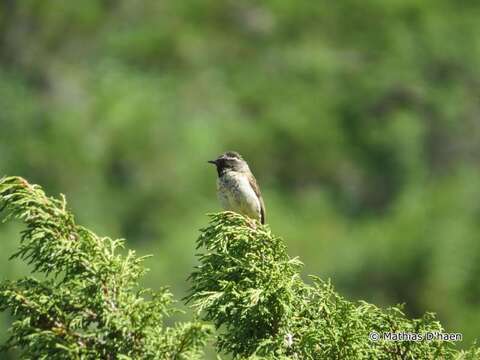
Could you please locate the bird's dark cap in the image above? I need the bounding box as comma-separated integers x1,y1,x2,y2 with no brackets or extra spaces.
223,151,243,159
208,151,243,165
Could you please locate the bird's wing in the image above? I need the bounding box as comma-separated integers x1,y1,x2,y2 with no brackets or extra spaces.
248,173,266,224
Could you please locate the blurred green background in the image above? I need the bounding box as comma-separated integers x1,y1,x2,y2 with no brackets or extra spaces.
1,0,480,357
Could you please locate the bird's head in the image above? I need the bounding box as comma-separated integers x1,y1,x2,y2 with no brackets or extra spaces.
208,151,249,175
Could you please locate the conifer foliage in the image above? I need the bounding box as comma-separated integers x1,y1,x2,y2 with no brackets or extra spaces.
187,212,480,359
1,176,479,359
0,176,210,359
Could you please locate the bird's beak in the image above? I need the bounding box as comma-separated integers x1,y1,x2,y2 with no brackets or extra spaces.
208,160,217,165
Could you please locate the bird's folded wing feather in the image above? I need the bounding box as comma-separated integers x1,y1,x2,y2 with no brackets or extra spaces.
248,174,266,224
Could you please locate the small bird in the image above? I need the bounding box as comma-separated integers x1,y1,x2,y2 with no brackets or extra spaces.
208,151,266,224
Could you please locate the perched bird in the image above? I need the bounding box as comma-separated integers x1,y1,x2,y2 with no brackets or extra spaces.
208,151,266,224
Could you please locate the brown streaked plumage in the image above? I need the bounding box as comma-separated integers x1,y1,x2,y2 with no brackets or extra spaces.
208,151,266,224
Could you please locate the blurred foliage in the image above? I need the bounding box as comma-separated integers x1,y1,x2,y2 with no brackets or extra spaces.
1,0,480,357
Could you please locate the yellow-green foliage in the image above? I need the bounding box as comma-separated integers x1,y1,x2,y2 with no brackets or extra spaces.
0,177,210,359
3,0,480,350
188,212,480,359
1,177,480,359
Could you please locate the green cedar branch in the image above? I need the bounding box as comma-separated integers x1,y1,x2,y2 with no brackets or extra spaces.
187,212,480,359
0,176,211,359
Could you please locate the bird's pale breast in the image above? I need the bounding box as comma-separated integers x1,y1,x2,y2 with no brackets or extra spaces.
217,171,261,221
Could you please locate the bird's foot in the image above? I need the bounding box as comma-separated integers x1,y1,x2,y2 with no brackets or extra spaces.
246,217,258,229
